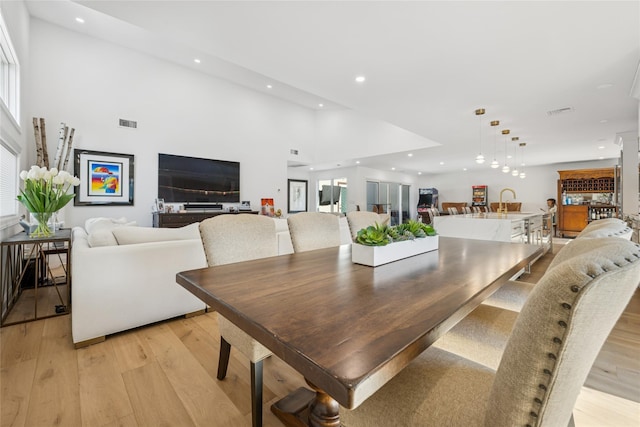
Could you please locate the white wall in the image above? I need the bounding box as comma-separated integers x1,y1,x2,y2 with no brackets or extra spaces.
419,159,619,212
0,0,30,240
28,19,316,227
314,110,438,164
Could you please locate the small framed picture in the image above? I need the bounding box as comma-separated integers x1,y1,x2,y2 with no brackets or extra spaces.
155,198,165,213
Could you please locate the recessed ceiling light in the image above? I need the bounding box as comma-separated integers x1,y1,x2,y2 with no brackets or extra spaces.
507,155,512,159
355,160,360,164
309,167,314,170
318,103,324,108
598,146,605,149
408,153,413,157
355,76,366,83
597,83,613,90
439,162,444,165
418,172,422,175
194,58,201,64
463,168,467,171
75,17,85,23
391,167,396,171
266,84,273,89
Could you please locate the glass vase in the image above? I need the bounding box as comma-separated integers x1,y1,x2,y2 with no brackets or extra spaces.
30,211,54,238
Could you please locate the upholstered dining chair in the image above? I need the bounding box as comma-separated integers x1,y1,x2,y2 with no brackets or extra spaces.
287,212,342,252
346,211,390,241
341,237,640,427
484,220,634,313
199,214,278,427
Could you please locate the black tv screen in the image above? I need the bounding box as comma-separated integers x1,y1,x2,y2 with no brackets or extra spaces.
158,153,240,203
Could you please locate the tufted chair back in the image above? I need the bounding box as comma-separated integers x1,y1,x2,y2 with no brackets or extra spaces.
576,218,632,240
287,212,341,252
346,211,390,241
199,214,277,266
486,238,640,426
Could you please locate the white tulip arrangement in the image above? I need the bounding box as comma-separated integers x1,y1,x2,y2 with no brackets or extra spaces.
17,165,80,237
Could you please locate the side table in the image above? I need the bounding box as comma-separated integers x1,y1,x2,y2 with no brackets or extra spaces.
1,228,72,326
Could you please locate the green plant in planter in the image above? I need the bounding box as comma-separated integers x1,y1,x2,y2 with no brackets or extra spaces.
356,220,437,246
356,223,391,246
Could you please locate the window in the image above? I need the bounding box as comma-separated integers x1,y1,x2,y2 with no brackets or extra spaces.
0,141,18,218
0,10,20,124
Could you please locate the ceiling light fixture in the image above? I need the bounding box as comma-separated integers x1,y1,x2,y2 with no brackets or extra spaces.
318,103,324,108
439,162,445,165
474,108,486,164
266,84,273,89
75,17,85,23
511,137,519,176
501,129,510,173
408,153,413,157
490,120,500,168
518,143,527,179
194,58,201,64
355,76,366,83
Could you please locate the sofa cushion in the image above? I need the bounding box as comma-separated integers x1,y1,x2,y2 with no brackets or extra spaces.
87,229,119,247
85,217,135,234
112,223,200,245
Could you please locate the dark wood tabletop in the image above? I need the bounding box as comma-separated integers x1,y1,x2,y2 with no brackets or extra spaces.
176,237,542,426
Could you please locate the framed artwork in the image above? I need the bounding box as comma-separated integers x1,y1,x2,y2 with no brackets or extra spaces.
74,149,134,206
288,179,308,213
155,198,165,213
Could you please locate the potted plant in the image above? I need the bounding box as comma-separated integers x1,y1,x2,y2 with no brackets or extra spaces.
352,220,438,267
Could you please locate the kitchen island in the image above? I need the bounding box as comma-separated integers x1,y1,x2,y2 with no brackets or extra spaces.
433,212,552,256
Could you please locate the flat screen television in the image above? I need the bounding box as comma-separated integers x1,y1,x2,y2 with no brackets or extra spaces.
158,153,240,203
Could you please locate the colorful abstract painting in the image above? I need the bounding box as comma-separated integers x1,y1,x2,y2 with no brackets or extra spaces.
88,161,123,196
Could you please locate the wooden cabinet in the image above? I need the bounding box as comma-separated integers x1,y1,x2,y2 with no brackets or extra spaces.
560,205,589,236
153,211,259,228
557,168,617,237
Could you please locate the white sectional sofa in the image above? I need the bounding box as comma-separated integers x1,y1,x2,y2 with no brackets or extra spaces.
71,215,352,347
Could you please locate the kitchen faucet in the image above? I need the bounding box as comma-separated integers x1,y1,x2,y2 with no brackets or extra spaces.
499,188,516,214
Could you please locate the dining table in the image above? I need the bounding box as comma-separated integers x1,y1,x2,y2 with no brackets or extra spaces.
176,237,543,427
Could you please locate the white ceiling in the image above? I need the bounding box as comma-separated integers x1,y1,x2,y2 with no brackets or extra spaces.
25,1,640,174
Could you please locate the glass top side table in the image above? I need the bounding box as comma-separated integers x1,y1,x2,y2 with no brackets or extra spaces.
1,228,72,326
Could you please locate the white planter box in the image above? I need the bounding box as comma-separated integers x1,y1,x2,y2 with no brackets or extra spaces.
351,236,439,267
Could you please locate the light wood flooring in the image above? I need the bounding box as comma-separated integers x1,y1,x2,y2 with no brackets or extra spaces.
1,243,639,427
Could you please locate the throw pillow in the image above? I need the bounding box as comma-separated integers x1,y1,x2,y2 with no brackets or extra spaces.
87,229,119,247
112,223,200,245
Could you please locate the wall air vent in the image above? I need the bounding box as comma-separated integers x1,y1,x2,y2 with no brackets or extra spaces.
290,149,299,155
119,119,138,129
546,107,574,116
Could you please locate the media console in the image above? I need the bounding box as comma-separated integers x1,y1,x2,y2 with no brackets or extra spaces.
152,211,259,228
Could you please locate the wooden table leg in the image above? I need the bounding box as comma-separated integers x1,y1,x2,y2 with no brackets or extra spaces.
271,380,340,427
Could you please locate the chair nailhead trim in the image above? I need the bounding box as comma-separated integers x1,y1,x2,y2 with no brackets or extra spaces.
534,397,542,404
538,384,547,391
558,320,567,327
543,369,552,375
530,411,538,418
570,285,580,292
548,353,557,360
561,302,572,310
553,337,562,344
526,424,533,427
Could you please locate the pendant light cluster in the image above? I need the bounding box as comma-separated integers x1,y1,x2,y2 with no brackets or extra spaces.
475,108,486,164
473,109,527,179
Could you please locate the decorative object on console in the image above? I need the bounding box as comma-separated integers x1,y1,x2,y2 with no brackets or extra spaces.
239,200,252,211
261,198,275,216
17,165,80,237
352,220,438,267
74,149,134,206
287,179,308,213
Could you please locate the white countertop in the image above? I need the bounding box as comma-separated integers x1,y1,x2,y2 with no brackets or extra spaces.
433,212,544,242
